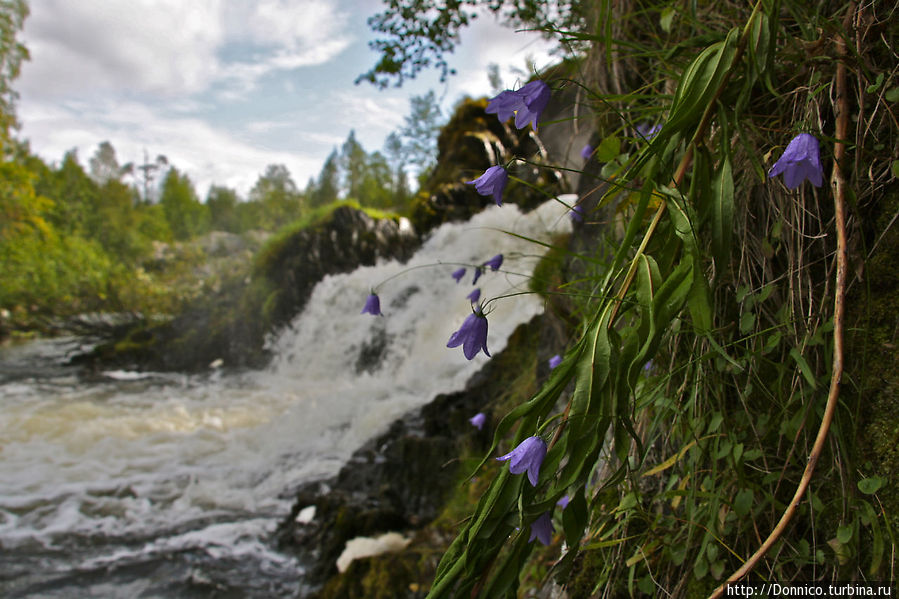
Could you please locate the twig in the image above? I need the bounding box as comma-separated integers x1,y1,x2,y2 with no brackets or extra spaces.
709,4,854,596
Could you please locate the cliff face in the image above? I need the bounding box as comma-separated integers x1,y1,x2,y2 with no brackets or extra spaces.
81,205,419,372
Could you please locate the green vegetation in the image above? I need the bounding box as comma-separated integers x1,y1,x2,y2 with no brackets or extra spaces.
0,1,445,338
359,0,898,596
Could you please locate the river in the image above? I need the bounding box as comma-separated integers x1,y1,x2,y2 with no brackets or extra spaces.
0,199,572,597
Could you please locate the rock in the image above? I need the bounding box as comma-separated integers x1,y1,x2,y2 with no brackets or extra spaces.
336,532,411,573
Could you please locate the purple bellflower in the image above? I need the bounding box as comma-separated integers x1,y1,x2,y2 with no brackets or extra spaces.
451,267,466,283
469,412,486,430
557,495,570,509
636,123,662,140
486,80,551,131
529,512,554,546
472,267,483,285
548,354,562,370
466,165,509,206
360,293,383,316
483,254,503,271
570,203,585,223
580,144,594,160
447,308,490,360
515,80,551,131
467,288,481,304
497,436,547,486
485,90,520,122
767,133,824,189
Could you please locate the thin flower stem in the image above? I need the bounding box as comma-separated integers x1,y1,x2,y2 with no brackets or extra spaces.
710,4,854,595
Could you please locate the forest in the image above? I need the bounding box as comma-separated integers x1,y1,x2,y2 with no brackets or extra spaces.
0,0,443,335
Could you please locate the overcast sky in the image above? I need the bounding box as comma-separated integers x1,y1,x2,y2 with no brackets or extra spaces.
15,0,556,197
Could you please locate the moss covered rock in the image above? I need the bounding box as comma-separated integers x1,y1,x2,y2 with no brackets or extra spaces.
78,204,418,372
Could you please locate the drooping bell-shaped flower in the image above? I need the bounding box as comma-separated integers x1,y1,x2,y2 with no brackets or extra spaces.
557,495,570,509
466,288,481,304
497,435,547,486
466,165,508,206
483,254,503,271
472,267,483,285
515,80,551,132
580,144,594,160
486,80,551,132
485,90,521,123
360,293,383,316
548,354,562,370
636,122,662,140
469,412,486,430
767,133,824,189
451,267,466,283
447,308,490,360
569,203,585,223
528,512,554,546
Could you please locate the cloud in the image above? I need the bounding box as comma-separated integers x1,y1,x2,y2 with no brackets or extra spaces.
18,0,352,100
19,0,224,98
450,11,559,101
19,99,321,197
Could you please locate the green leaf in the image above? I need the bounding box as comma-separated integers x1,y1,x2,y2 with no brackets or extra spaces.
885,87,899,103
711,150,734,274
618,492,639,511
596,135,621,162
666,28,741,136
739,311,756,334
837,524,853,544
858,476,884,494
789,348,818,389
693,555,709,579
866,72,884,93
734,489,753,517
659,6,676,33
891,160,899,179
860,500,885,575
562,490,588,546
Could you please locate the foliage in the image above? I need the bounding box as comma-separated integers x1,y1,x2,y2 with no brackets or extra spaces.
398,0,899,596
159,167,209,240
88,140,133,184
0,0,28,151
248,163,303,230
357,0,587,88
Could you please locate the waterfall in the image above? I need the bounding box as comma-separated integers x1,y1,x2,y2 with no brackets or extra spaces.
264,198,572,481
0,198,572,597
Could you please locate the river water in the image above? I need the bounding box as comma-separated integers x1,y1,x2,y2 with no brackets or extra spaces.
0,200,572,597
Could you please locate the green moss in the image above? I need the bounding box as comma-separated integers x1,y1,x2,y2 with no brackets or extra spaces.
528,232,572,298
253,200,400,275
314,550,425,599
848,184,899,541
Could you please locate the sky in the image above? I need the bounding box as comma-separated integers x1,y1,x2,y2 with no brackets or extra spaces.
15,0,557,198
